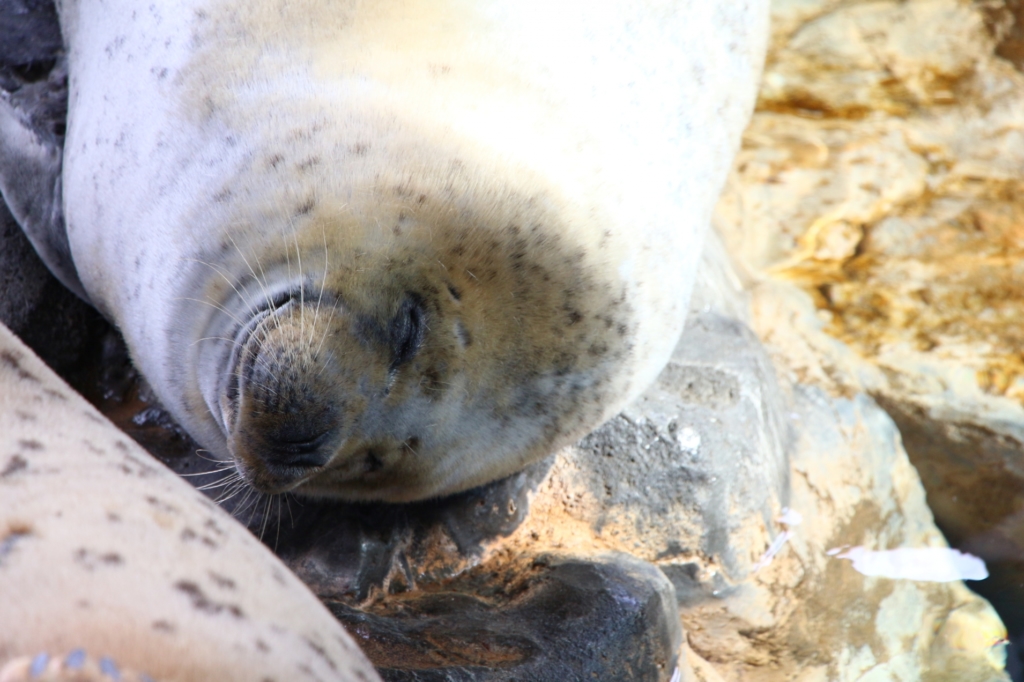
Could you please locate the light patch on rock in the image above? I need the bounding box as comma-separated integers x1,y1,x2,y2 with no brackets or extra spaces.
828,546,989,582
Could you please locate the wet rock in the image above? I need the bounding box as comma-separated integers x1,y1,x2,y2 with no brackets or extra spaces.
332,553,680,681
0,202,107,379
717,0,1024,657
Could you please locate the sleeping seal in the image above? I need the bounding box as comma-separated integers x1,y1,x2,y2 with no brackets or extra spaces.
0,0,768,501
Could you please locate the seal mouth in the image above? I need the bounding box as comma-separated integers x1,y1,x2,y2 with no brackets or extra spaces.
238,459,324,495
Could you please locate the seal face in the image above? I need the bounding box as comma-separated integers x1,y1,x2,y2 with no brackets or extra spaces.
2,0,769,501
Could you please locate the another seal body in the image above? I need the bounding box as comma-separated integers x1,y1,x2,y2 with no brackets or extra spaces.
19,0,767,500
0,322,382,681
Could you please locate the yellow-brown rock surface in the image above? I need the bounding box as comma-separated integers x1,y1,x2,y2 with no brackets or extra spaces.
717,0,1024,648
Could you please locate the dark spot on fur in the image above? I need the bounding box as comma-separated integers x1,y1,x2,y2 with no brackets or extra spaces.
107,512,122,523
74,548,124,570
174,580,245,618
14,410,36,421
350,143,369,155
446,283,461,301
267,154,284,168
1,456,27,477
114,440,130,453
295,198,316,216
152,619,176,633
213,188,232,202
82,440,105,455
208,571,237,590
566,310,583,326
303,637,338,672
255,639,270,653
18,439,43,451
297,156,320,170
1,350,39,382
122,452,159,477
146,495,179,514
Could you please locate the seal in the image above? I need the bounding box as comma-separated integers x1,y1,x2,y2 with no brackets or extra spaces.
0,321,382,681
1,0,769,501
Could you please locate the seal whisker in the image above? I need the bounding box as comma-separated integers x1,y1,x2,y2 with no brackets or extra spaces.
180,463,236,477
212,473,248,500
258,493,277,543
185,256,266,321
196,472,243,492
313,299,341,365
176,297,246,328
192,448,229,464
273,495,285,550
292,231,306,347
243,490,269,530
226,370,280,398
232,485,260,522
309,224,329,347
227,234,277,324
215,480,250,507
192,336,280,376
191,335,243,348
283,494,296,529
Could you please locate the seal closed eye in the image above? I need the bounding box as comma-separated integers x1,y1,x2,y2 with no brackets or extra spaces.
2,0,770,502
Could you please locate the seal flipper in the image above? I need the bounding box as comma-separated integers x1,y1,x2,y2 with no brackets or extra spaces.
0,94,88,303
0,0,89,303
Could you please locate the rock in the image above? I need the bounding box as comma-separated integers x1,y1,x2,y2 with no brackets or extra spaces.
717,0,1024,658
0,321,382,682
0,202,106,379
331,553,681,681
720,0,1024,647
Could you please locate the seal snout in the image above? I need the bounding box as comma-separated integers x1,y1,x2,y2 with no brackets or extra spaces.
223,293,348,491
